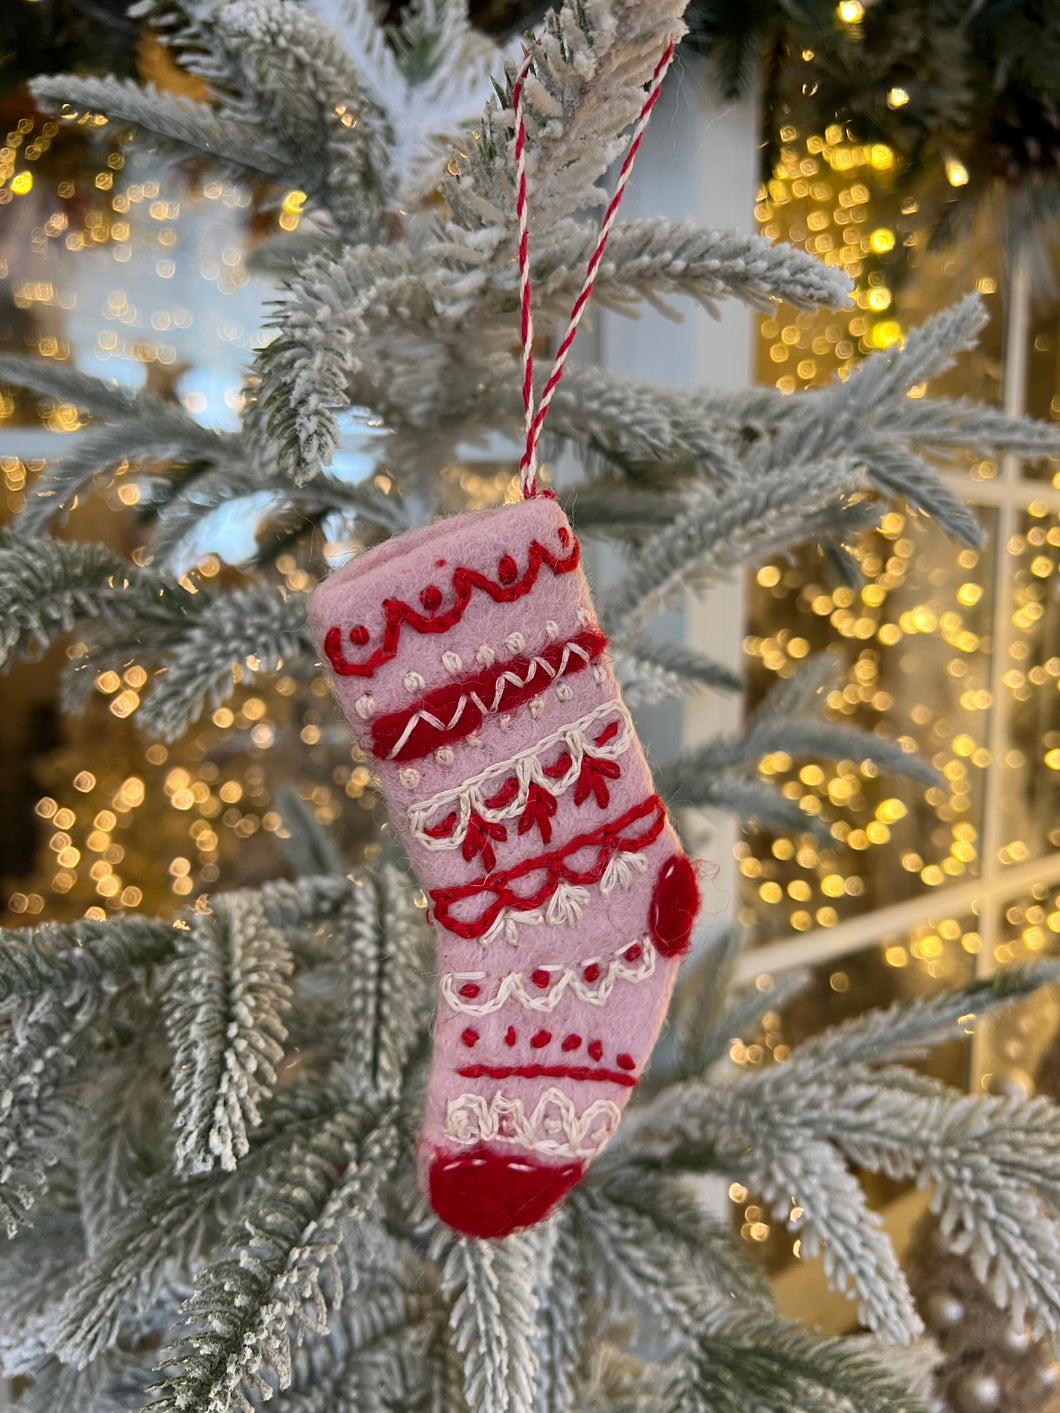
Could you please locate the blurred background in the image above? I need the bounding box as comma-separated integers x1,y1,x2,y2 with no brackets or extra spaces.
2,2,1059,1403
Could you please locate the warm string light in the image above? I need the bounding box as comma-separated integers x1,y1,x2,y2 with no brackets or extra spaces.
747,115,1060,1036
2,658,384,923
0,115,257,409
755,123,906,393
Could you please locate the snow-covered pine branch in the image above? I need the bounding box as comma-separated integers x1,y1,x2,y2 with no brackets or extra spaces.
0,355,142,420
213,0,391,240
164,894,294,1174
255,222,850,481
0,989,100,1236
335,864,430,1102
311,0,506,205
572,1166,774,1329
653,660,939,822
147,461,407,571
602,460,872,636
667,1313,933,1413
0,915,174,1002
134,583,312,739
610,637,743,708
46,1079,350,1372
16,408,230,537
438,1232,540,1413
0,536,196,669
151,1105,399,1412
634,995,1060,1339
530,1212,587,1413
30,76,295,184
537,219,853,318
442,0,689,255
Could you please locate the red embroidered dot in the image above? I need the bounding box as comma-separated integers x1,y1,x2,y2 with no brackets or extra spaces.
461,1028,479,1047
458,983,481,998
562,1034,582,1052
497,554,518,584
436,558,447,567
349,625,370,646
583,964,600,983
531,969,550,989
505,1026,517,1046
616,1053,636,1071
649,854,701,959
531,1030,552,1049
624,944,642,963
587,1039,603,1061
420,584,442,611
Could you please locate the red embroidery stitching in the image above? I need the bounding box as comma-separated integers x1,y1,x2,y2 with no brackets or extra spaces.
543,750,573,780
429,794,667,939
484,776,520,809
370,627,607,762
462,813,507,872
322,532,580,679
457,1063,637,1088
518,780,557,843
574,754,621,809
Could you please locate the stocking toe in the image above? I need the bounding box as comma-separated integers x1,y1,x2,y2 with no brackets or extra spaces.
428,1145,584,1238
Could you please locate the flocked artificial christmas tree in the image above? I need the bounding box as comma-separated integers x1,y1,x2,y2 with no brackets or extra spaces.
4,0,1060,1409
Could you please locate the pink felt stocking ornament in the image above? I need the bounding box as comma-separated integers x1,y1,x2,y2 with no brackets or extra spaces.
309,37,705,1238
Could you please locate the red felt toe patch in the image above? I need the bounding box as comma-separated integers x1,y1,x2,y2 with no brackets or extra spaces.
429,1146,584,1238
649,854,700,958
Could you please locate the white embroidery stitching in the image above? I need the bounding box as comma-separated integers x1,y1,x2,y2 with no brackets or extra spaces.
384,636,599,761
441,934,657,1015
443,1087,621,1159
408,700,633,850
475,852,649,946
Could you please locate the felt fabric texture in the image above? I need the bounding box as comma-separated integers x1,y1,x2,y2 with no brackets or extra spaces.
309,496,704,1238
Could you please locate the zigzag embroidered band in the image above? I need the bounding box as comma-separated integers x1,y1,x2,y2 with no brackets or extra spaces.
440,935,656,1015
370,627,607,762
322,529,581,678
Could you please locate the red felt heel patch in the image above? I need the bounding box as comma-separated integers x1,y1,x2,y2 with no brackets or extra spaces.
428,1146,584,1238
649,854,700,958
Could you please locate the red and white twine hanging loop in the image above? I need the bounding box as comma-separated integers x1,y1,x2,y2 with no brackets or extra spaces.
512,34,676,499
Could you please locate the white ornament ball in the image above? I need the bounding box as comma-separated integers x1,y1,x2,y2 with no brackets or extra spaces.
926,1292,964,1329
955,1373,1001,1413
1003,1326,1032,1354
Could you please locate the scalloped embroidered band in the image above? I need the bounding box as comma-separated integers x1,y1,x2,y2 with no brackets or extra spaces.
428,793,666,940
